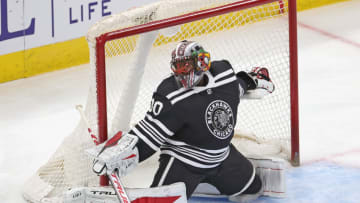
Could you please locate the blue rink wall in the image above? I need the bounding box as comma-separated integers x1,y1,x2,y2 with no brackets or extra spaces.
189,162,360,203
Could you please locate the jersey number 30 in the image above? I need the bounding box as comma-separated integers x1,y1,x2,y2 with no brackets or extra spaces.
149,99,163,116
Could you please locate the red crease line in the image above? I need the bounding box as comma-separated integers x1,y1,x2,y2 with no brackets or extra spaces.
298,22,360,49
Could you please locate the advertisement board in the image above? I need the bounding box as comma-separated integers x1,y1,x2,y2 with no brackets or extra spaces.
0,0,347,83
0,0,156,55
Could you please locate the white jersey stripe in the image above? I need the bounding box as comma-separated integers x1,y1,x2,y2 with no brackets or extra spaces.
158,157,175,186
170,88,202,105
138,122,164,145
213,76,237,87
170,75,237,105
166,138,229,153
174,146,229,160
213,69,234,81
132,128,159,151
166,87,187,99
161,150,222,168
163,146,229,163
142,119,168,141
230,167,256,196
146,114,174,136
166,69,234,101
163,143,229,159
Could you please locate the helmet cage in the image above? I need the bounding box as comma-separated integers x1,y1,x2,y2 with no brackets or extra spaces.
170,56,197,76
170,41,211,89
173,68,204,89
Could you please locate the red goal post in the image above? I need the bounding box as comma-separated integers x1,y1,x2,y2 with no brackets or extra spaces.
93,0,299,166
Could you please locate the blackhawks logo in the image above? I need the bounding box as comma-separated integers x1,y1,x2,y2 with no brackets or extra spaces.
205,100,234,139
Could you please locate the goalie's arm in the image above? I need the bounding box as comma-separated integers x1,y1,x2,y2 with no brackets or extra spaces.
88,92,184,176
132,134,159,162
236,67,275,99
87,131,159,177
128,92,184,161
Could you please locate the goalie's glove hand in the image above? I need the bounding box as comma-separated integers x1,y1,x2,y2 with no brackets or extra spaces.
86,131,139,177
237,67,275,93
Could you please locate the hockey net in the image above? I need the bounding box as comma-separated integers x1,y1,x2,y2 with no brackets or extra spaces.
23,0,298,202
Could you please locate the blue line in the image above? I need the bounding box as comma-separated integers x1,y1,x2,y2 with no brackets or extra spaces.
51,0,54,37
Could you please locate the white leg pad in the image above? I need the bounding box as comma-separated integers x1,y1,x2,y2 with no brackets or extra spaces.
64,182,187,203
249,157,286,198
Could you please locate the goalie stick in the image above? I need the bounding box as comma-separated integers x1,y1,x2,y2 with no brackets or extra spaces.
75,105,99,145
76,105,131,203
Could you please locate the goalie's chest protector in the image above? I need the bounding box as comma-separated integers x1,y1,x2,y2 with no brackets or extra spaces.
160,60,240,150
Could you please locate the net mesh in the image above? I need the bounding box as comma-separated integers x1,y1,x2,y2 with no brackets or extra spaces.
23,0,293,202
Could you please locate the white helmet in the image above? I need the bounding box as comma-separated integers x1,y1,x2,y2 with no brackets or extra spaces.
170,40,211,89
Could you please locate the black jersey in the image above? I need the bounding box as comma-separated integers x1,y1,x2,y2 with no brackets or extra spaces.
129,60,247,168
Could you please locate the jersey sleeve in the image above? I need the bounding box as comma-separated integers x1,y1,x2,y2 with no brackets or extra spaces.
129,92,184,161
216,59,249,97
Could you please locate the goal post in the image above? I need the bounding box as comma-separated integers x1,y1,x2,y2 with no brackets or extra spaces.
289,0,300,166
93,0,299,166
23,0,299,202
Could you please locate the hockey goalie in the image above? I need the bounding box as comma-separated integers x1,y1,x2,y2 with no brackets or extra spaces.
70,40,285,203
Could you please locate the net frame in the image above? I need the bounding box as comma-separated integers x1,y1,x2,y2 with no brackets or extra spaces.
91,0,299,186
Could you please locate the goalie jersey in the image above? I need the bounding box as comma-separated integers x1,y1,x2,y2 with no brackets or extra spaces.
129,60,248,169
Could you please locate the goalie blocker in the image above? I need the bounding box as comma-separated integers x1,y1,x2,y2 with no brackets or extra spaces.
86,132,140,178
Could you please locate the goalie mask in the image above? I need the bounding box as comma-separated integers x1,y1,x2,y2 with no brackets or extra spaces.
170,40,211,89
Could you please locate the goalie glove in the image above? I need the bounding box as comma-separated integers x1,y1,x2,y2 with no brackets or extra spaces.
237,67,275,93
86,131,139,177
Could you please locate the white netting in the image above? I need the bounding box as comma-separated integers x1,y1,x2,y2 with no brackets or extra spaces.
23,0,294,202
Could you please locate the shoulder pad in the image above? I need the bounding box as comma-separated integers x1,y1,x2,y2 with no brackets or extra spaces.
155,75,180,97
209,60,234,77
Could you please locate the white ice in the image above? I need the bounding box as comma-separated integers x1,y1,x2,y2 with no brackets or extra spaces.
1,1,360,202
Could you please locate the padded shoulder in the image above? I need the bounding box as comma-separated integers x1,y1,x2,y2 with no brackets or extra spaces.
209,60,234,76
155,74,180,97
